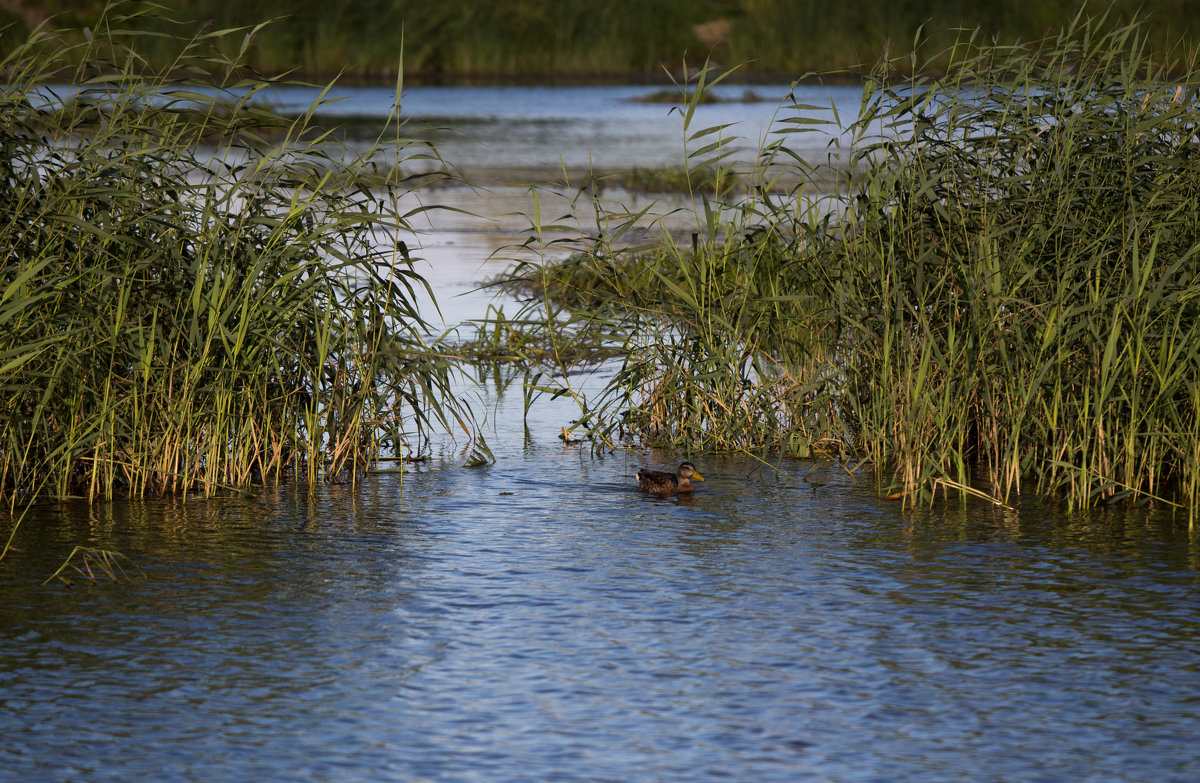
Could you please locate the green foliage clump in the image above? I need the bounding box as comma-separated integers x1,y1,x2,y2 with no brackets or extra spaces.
830,12,1200,510
484,10,1200,514
0,3,476,510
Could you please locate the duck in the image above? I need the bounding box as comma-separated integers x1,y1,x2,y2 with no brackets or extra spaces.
637,462,706,493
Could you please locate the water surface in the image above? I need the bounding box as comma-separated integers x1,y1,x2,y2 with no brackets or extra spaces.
3,380,1198,781
2,84,1199,783
272,82,857,182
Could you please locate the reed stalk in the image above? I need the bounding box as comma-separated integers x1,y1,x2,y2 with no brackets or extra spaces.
0,3,479,524
482,10,1200,516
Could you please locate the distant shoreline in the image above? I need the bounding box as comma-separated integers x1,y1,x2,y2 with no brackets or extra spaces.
221,67,869,90
7,1,1194,88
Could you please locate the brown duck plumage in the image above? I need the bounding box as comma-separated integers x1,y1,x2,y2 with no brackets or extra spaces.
636,462,706,493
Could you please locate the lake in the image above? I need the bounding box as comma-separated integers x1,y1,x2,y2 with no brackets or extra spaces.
2,83,1199,782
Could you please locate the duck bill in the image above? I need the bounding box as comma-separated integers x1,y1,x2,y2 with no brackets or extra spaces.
691,472,705,481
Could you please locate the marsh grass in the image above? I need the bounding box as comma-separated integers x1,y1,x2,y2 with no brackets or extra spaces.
0,3,481,528
481,10,1200,515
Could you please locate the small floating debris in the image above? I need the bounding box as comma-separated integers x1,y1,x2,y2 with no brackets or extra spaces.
499,491,514,496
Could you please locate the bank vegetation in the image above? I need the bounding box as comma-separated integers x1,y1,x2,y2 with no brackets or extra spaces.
0,3,481,519
482,9,1200,515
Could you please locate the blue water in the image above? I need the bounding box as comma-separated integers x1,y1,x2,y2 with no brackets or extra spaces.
2,382,1199,781
3,84,1199,782
267,81,860,181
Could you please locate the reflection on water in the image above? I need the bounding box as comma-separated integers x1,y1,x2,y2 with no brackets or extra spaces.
2,379,1199,782
270,82,858,183
3,84,1199,782
331,82,860,334
394,183,699,334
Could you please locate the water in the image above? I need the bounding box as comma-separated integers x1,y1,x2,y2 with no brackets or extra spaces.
267,82,856,182
3,84,1200,782
369,81,860,333
3,382,1199,782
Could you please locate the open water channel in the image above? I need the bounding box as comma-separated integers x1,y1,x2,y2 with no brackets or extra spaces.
2,83,1199,782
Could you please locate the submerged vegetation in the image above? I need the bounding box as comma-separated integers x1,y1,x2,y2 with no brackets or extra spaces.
482,10,1200,515
0,4,480,519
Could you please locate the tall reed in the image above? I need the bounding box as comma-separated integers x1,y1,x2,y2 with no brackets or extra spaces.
832,9,1200,511
483,10,1200,515
0,3,478,516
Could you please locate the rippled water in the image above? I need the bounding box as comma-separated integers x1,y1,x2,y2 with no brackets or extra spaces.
3,85,1200,782
3,381,1199,782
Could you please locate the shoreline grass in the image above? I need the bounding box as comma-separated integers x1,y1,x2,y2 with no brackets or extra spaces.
5,2,1199,526
479,9,1200,516
0,3,482,524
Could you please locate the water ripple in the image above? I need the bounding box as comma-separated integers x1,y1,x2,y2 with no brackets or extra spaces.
2,454,1199,782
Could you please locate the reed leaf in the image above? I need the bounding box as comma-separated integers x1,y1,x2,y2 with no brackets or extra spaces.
480,11,1200,515
0,2,480,516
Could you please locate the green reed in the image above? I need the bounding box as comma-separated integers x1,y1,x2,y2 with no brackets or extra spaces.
0,3,479,518
482,10,1200,514
831,9,1200,511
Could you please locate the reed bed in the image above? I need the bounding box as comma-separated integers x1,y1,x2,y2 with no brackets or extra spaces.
0,4,478,515
10,1,1195,80
483,11,1200,514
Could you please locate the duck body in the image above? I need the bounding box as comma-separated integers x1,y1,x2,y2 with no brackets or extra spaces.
637,462,705,493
